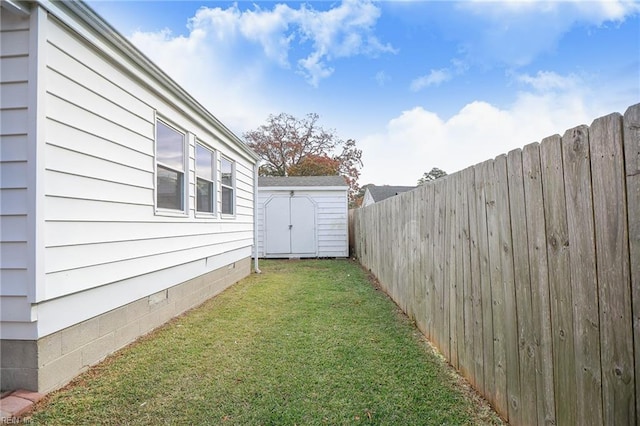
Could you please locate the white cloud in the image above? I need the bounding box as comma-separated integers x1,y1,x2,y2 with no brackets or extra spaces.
375,70,390,86
464,0,639,24
126,0,394,131
358,74,618,186
179,0,394,87
455,0,640,67
515,70,579,92
292,0,396,85
410,58,469,92
410,68,453,91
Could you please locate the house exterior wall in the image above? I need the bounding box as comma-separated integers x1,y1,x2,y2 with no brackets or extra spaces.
0,4,34,335
1,1,258,392
32,9,256,337
257,187,348,258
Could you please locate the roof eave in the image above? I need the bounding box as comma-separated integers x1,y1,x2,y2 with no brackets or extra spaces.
38,0,260,162
1,0,31,15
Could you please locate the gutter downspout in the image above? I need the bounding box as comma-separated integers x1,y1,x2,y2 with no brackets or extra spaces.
253,162,261,274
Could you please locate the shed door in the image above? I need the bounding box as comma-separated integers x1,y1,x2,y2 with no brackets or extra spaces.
265,197,291,255
290,197,316,254
265,196,316,256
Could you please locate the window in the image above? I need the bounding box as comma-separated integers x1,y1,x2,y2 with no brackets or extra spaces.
196,143,215,213
156,120,185,211
220,156,235,215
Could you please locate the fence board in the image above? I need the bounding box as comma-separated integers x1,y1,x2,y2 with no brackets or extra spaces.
455,173,465,372
461,168,474,381
476,160,495,404
561,124,603,425
391,197,400,305
408,192,416,317
466,166,484,394
416,187,428,335
413,189,423,330
433,178,446,354
540,134,577,426
448,175,458,368
495,154,521,424
400,195,409,314
590,113,635,425
522,142,556,426
507,148,535,425
623,104,640,422
486,158,508,417
424,183,436,341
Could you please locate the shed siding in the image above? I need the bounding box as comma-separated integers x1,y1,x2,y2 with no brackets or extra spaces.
257,188,348,258
0,10,31,319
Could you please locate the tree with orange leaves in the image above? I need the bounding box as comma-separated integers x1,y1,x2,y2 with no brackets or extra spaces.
244,112,363,203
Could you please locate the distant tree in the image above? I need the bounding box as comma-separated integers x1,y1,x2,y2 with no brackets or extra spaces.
244,112,363,201
288,154,340,177
418,167,447,185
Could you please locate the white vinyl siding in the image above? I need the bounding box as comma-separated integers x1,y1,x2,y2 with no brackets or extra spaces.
0,10,31,320
1,6,257,340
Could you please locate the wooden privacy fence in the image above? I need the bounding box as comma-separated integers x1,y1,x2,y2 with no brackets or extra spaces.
350,104,639,426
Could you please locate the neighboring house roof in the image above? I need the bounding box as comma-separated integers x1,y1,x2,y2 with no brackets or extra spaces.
259,176,348,187
365,185,416,203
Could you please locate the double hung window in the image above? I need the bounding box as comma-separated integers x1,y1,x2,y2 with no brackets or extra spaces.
220,157,235,215
196,143,215,213
156,120,185,211
155,118,237,218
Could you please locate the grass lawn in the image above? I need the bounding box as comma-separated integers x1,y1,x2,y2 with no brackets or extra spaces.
28,259,503,425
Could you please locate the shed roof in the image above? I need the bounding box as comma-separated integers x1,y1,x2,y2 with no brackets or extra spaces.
366,185,416,202
259,176,348,187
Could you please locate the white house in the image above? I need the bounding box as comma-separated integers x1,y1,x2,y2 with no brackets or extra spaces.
257,176,349,258
362,185,416,207
0,0,260,392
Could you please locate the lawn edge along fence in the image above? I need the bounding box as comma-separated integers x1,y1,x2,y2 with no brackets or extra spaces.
349,103,640,426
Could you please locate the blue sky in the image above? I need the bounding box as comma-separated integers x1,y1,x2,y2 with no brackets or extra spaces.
88,0,640,186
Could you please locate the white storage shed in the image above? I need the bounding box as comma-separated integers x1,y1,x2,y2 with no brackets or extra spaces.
257,176,349,258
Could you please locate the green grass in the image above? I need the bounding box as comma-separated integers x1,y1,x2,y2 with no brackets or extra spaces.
28,259,503,425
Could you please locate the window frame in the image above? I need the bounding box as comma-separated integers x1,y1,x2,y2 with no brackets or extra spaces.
195,141,216,217
154,118,188,216
220,155,236,217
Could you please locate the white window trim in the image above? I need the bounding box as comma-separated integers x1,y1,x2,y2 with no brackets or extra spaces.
220,155,236,218
154,117,188,217
195,141,217,218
